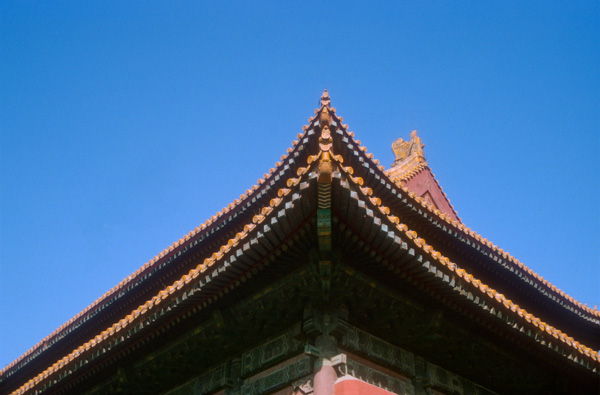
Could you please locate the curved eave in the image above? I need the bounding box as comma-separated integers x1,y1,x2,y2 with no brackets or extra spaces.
329,167,599,371
1,116,325,384
4,98,598,393
325,111,600,342
8,165,322,395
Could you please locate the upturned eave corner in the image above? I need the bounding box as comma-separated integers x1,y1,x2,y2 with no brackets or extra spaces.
311,90,600,355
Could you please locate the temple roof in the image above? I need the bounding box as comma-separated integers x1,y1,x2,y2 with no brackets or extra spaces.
2,90,599,394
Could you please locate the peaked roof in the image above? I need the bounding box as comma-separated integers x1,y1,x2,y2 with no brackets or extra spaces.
2,90,599,394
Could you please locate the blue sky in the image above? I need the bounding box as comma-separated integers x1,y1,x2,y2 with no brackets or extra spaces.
1,2,598,368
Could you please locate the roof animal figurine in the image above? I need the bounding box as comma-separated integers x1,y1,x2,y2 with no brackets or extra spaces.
392,130,425,166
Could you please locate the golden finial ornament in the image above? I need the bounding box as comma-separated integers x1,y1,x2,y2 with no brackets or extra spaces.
320,89,330,108
392,130,426,166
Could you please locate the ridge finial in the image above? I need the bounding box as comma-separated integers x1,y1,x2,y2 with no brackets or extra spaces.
320,89,331,108
392,130,426,167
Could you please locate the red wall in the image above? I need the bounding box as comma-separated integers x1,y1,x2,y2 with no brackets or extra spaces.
335,377,396,395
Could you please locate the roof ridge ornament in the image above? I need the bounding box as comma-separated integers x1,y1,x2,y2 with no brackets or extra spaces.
392,130,426,167
317,98,333,183
320,89,331,108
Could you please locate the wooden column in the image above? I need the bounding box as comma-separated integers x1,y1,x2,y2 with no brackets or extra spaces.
313,359,336,395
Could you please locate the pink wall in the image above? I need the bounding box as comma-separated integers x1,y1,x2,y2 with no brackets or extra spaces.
334,376,396,395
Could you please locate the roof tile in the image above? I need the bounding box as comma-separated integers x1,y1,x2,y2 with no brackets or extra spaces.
336,161,599,363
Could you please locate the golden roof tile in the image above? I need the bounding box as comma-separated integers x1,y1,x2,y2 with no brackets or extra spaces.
5,92,598,392
2,113,317,378
329,113,599,320
11,172,301,395
332,157,599,364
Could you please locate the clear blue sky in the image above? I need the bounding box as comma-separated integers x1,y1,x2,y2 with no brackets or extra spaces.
1,2,598,368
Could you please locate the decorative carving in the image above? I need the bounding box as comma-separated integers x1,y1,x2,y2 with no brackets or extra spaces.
240,356,312,395
341,326,415,377
303,308,349,339
318,115,333,152
318,152,333,184
318,91,333,152
320,89,331,108
392,130,425,166
333,353,415,395
421,361,497,395
292,375,314,394
317,101,334,180
164,361,234,395
241,330,304,377
320,107,332,128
